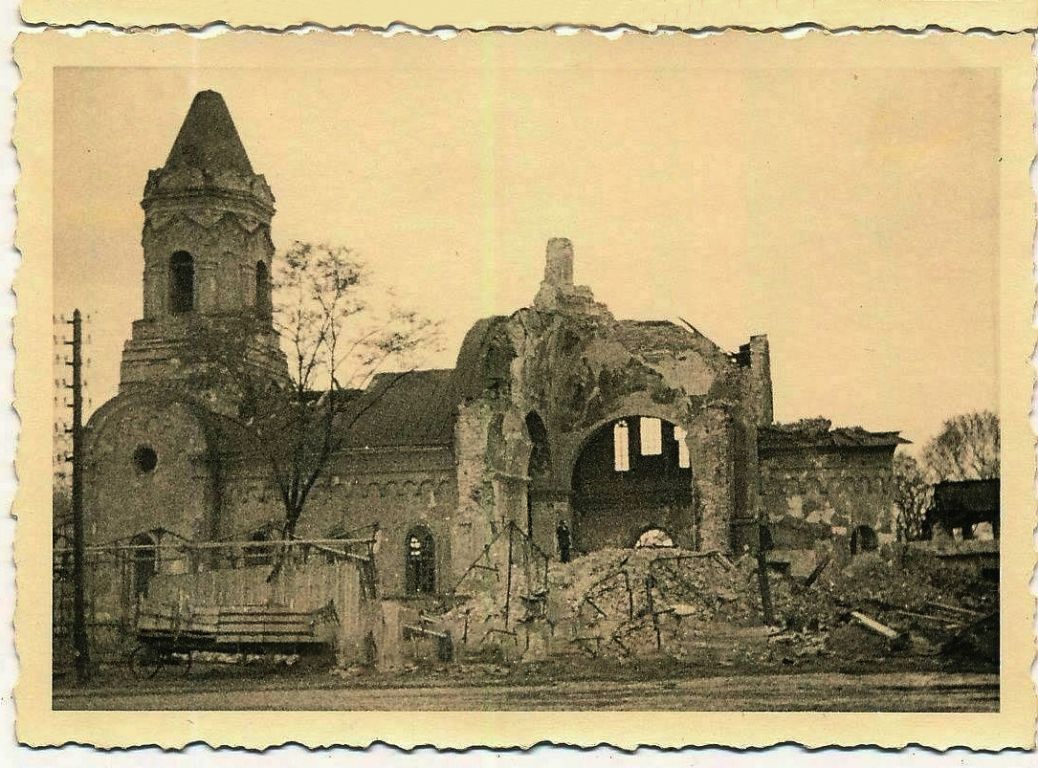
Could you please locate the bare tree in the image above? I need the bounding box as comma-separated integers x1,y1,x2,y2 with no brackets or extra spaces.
892,452,931,542
922,410,1000,482
197,241,440,558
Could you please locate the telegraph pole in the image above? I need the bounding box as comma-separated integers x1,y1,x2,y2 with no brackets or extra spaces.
67,309,90,682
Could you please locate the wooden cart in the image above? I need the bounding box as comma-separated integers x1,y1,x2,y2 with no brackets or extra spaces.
129,603,337,679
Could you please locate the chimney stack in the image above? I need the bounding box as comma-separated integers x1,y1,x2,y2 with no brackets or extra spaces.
544,237,574,286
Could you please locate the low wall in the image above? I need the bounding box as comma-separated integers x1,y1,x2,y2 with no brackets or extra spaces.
144,557,372,663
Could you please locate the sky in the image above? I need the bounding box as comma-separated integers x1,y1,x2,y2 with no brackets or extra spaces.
51,40,1000,450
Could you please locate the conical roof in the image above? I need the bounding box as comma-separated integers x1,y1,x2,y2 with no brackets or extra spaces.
164,90,254,175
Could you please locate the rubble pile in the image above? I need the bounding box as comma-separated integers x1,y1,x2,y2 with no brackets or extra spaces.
766,549,998,662
545,547,770,661
436,538,998,668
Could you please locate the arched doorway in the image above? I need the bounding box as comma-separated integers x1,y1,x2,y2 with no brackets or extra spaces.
571,416,695,552
405,526,436,595
850,525,879,555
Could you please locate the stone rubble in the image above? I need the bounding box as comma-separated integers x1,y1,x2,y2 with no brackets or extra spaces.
435,543,997,667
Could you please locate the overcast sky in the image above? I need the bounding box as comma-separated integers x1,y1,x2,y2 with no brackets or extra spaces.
52,42,1000,449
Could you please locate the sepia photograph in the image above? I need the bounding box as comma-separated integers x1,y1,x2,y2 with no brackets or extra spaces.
11,29,1034,749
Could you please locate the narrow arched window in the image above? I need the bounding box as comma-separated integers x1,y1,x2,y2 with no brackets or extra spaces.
405,526,435,595
255,260,271,319
169,251,194,314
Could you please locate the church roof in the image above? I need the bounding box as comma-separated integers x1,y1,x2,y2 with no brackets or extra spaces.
338,369,458,448
164,90,255,175
336,316,507,449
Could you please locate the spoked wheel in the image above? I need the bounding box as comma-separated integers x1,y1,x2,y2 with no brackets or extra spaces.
129,643,164,680
170,650,193,679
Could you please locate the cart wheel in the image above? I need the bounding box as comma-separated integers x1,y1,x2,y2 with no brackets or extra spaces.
129,644,163,680
173,650,193,679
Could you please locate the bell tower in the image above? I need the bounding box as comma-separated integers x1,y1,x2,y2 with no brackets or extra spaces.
120,90,288,398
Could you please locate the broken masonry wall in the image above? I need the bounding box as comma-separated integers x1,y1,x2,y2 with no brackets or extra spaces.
687,404,736,552
446,239,777,564
453,399,504,590
468,303,760,557
740,334,774,427
569,415,696,551
759,446,897,569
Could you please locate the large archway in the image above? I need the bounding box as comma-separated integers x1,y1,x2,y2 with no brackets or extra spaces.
570,416,696,552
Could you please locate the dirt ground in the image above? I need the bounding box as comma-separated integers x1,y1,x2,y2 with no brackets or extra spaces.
53,669,997,712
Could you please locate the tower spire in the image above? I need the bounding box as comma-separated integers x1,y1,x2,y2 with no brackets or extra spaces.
123,90,287,401
164,90,254,175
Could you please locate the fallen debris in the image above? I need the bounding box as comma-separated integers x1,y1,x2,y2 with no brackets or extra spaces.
433,536,997,669
850,611,900,640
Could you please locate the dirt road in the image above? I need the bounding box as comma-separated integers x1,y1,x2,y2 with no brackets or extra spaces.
54,671,997,711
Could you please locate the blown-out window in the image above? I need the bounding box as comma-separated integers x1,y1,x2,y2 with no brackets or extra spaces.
613,420,630,472
673,426,691,469
639,417,663,456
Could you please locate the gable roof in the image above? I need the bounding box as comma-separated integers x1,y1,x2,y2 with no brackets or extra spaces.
164,90,255,175
336,316,508,450
337,369,457,448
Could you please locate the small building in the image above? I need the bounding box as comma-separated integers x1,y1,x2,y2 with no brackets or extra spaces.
926,478,1001,540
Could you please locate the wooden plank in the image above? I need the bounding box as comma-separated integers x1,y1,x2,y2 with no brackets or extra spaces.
850,610,900,639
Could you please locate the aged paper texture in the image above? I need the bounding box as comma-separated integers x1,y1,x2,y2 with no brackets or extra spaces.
13,30,1037,750
18,0,1038,33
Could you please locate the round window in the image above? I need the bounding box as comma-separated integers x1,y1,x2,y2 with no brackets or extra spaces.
133,446,158,473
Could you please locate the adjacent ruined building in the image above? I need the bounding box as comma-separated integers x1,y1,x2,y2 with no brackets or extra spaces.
82,90,906,624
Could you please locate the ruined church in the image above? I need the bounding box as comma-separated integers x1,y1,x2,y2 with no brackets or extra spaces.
83,91,906,606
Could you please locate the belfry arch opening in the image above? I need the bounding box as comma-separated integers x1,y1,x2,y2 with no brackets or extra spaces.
169,251,194,314
571,416,695,553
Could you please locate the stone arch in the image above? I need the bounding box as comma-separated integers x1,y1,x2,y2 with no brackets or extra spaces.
634,526,676,549
559,399,690,479
569,414,696,552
